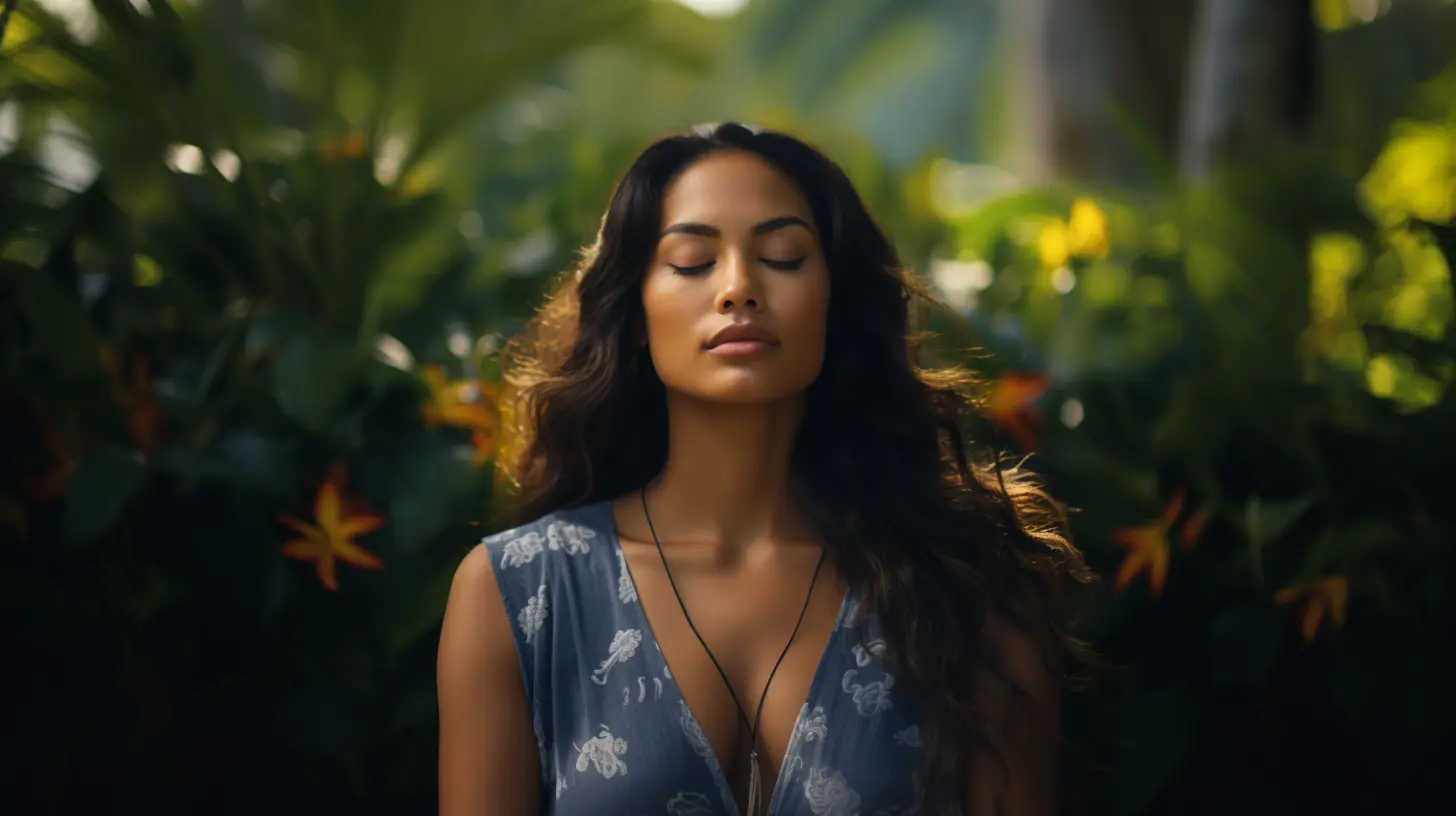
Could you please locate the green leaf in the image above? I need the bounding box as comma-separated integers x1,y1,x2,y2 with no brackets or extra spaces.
1246,495,1314,544
1114,688,1200,815
1207,605,1284,689
1413,220,1456,279
271,336,359,433
388,436,482,553
1328,625,1456,737
1300,519,1399,577
60,444,148,550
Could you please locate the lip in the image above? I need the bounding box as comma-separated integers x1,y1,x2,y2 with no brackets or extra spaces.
704,323,782,351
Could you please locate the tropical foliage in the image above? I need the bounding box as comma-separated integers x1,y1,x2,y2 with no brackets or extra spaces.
1,1,1451,813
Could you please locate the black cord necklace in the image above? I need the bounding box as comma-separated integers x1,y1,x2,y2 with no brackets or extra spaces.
640,488,827,816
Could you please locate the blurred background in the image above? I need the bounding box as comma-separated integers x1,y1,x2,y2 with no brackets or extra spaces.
2,0,1453,813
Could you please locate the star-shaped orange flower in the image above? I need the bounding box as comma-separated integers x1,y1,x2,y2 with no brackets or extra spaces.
100,346,166,456
984,372,1052,452
421,365,498,434
1274,575,1349,644
1112,489,1205,598
21,402,80,504
278,462,384,592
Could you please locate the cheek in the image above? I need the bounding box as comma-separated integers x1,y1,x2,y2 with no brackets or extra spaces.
640,276,702,351
779,271,832,342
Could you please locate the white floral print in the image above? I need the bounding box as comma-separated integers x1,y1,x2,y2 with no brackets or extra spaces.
574,723,628,778
616,547,638,603
798,704,829,743
548,520,596,555
804,767,862,815
590,629,643,685
842,669,895,716
519,584,548,644
852,639,887,667
499,531,545,568
666,791,715,815
489,509,929,814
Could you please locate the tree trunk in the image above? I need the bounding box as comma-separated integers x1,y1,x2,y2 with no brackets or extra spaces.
1005,0,1198,183
1177,0,1317,179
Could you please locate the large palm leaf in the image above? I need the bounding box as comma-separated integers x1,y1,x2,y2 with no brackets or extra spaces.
2,0,646,334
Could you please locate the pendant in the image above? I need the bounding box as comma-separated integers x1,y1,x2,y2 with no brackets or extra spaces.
746,749,763,816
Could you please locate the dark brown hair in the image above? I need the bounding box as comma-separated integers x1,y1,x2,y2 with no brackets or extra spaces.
501,122,1092,813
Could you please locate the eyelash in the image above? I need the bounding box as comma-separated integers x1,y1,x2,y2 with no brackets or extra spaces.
669,257,807,275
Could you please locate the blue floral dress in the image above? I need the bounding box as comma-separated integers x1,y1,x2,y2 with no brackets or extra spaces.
483,500,928,815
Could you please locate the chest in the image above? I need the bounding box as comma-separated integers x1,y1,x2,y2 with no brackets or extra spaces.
619,539,848,809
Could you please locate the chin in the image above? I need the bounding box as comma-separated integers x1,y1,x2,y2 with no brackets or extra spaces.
671,369,820,405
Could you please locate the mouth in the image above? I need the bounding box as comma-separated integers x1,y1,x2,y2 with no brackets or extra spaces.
704,323,781,356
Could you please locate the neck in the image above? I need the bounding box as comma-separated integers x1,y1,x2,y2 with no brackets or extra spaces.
641,390,814,551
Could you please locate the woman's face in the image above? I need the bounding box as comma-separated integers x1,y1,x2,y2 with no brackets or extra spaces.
641,150,830,405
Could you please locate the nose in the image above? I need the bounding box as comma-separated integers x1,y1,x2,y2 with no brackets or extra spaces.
716,249,761,313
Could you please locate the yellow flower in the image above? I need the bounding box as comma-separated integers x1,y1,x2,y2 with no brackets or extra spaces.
1036,220,1070,270
421,365,498,433
1359,120,1456,227
1274,576,1350,644
278,463,384,592
1067,198,1110,259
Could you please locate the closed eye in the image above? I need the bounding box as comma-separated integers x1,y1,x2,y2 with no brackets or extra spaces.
669,257,807,275
668,261,715,275
763,256,807,270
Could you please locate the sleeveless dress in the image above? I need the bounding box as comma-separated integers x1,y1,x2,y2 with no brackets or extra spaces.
482,500,930,816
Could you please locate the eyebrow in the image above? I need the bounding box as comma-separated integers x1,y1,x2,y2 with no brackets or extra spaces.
659,215,814,239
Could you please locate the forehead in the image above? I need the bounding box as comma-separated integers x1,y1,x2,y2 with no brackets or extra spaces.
659,150,813,229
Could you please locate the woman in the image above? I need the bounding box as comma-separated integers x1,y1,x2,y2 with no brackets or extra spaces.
438,122,1089,815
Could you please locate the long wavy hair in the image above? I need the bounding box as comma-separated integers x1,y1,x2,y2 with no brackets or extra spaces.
501,122,1092,813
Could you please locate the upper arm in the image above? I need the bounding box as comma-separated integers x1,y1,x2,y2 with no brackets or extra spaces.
438,545,541,816
963,616,1062,816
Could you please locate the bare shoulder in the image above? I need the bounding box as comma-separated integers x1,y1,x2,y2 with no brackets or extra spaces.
437,542,541,815
441,543,514,658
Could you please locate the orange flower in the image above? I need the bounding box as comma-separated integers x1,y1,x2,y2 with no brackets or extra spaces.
100,346,166,456
421,365,498,434
1274,575,1349,644
984,372,1051,452
1180,506,1211,551
318,132,367,163
278,462,384,592
1112,489,1204,598
21,404,80,504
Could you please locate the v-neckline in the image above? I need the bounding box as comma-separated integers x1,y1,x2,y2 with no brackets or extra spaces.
597,500,851,816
